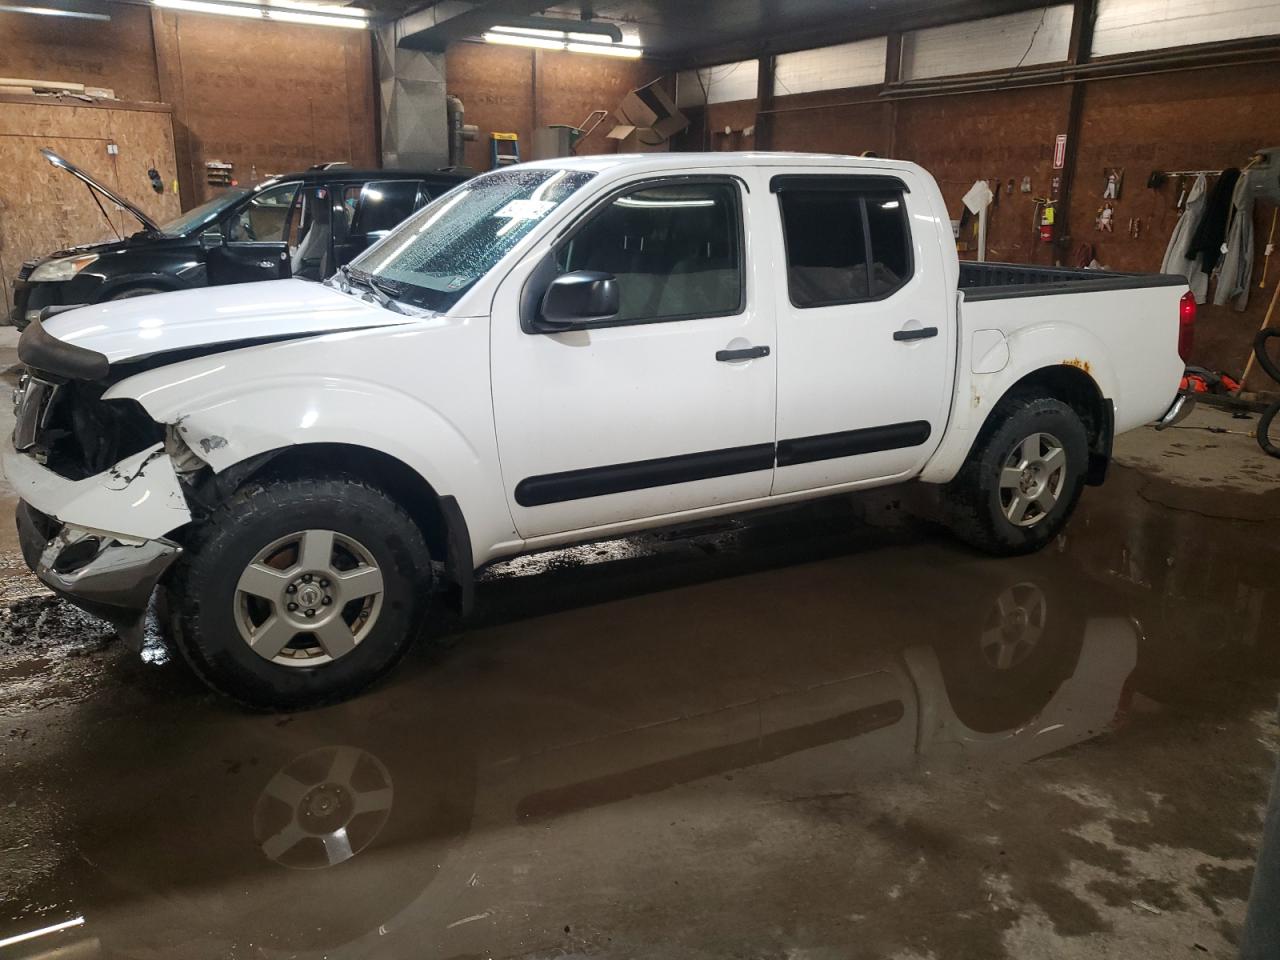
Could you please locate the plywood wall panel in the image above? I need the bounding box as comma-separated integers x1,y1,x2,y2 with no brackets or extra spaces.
0,100,179,303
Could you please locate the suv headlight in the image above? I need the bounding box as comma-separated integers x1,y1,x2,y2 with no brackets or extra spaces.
29,253,99,283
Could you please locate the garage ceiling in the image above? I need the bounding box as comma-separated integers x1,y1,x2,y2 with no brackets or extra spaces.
393,0,1059,64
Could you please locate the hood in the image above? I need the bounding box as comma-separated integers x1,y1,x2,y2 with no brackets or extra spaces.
42,147,160,234
41,279,413,367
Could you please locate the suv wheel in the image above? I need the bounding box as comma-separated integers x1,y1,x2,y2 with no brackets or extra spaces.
165,476,433,709
943,394,1088,556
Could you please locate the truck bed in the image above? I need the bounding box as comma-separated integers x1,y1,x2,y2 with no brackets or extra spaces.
959,262,1187,301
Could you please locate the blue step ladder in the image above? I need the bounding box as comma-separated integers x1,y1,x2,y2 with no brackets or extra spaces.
489,132,520,169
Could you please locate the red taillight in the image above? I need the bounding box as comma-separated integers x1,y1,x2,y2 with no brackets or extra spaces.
1178,290,1196,362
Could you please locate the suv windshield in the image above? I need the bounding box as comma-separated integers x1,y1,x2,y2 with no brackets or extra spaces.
158,189,250,237
348,168,594,311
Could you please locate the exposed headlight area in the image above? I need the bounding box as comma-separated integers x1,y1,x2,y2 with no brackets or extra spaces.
28,253,99,283
15,376,163,479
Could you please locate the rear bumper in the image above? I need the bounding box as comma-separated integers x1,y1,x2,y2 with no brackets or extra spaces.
1154,391,1195,431
16,502,180,648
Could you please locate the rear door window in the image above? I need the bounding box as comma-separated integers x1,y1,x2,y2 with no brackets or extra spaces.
778,182,912,307
350,180,425,236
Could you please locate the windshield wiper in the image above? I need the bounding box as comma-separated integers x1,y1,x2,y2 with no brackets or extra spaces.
338,265,406,315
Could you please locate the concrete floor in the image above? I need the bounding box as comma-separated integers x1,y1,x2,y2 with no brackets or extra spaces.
0,332,1277,958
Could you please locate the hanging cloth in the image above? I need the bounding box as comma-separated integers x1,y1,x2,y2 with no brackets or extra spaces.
1186,167,1241,274
1161,174,1209,303
1214,169,1256,311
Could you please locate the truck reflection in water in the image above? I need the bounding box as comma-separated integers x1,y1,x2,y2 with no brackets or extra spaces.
9,465,1276,959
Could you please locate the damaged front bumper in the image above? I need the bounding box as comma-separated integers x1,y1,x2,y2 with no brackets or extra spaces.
16,503,180,648
5,440,192,648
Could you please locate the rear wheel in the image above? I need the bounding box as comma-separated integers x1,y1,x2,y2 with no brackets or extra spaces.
165,476,433,709
943,395,1089,555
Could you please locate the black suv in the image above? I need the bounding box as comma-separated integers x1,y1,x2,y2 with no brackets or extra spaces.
10,150,469,328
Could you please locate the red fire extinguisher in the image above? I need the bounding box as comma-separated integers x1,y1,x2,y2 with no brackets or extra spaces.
1039,201,1055,243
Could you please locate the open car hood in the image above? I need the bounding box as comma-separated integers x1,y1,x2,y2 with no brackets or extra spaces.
23,280,413,376
42,147,160,233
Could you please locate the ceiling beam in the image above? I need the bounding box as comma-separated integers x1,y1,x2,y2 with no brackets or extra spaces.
673,0,1054,68
397,0,559,50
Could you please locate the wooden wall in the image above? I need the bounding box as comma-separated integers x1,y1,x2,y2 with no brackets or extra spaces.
678,62,1280,381
444,42,660,170
0,96,181,304
152,10,377,206
1,7,378,209
0,6,161,102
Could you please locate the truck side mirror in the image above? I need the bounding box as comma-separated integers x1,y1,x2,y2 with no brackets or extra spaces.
538,271,619,330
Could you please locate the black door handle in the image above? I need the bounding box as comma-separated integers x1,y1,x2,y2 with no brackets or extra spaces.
716,345,771,362
893,326,938,342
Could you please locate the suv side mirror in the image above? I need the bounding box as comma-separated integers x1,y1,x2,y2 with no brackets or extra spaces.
538,271,620,330
199,228,223,249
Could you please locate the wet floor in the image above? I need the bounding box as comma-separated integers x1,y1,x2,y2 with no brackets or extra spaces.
0,459,1278,959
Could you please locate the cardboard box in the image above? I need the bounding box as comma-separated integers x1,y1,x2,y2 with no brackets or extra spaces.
606,78,688,152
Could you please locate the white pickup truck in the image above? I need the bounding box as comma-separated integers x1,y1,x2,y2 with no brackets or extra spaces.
6,152,1192,707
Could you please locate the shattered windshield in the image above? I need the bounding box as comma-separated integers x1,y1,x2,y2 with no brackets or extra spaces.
348,168,594,311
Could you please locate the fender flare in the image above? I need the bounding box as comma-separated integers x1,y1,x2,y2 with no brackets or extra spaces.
105,367,516,572
919,324,1118,484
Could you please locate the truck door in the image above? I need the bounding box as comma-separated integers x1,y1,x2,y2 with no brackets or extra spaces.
207,181,299,285
768,170,952,495
490,173,777,540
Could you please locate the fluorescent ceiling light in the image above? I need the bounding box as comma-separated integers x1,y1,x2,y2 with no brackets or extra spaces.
483,31,566,50
486,21,643,56
0,4,109,17
152,0,368,28
269,8,365,26
491,24,563,38
567,41,642,57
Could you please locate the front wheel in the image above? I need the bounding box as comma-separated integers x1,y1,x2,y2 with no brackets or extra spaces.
942,395,1089,555
165,477,434,709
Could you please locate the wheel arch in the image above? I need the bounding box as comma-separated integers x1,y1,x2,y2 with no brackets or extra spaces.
926,353,1116,483
97,274,184,300
998,365,1113,485
198,442,476,613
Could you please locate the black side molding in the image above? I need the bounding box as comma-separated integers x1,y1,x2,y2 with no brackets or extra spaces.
776,421,931,468
18,319,109,381
516,422,935,507
515,444,775,507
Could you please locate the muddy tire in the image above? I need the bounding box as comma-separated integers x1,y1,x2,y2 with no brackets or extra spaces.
942,394,1088,556
164,476,432,710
